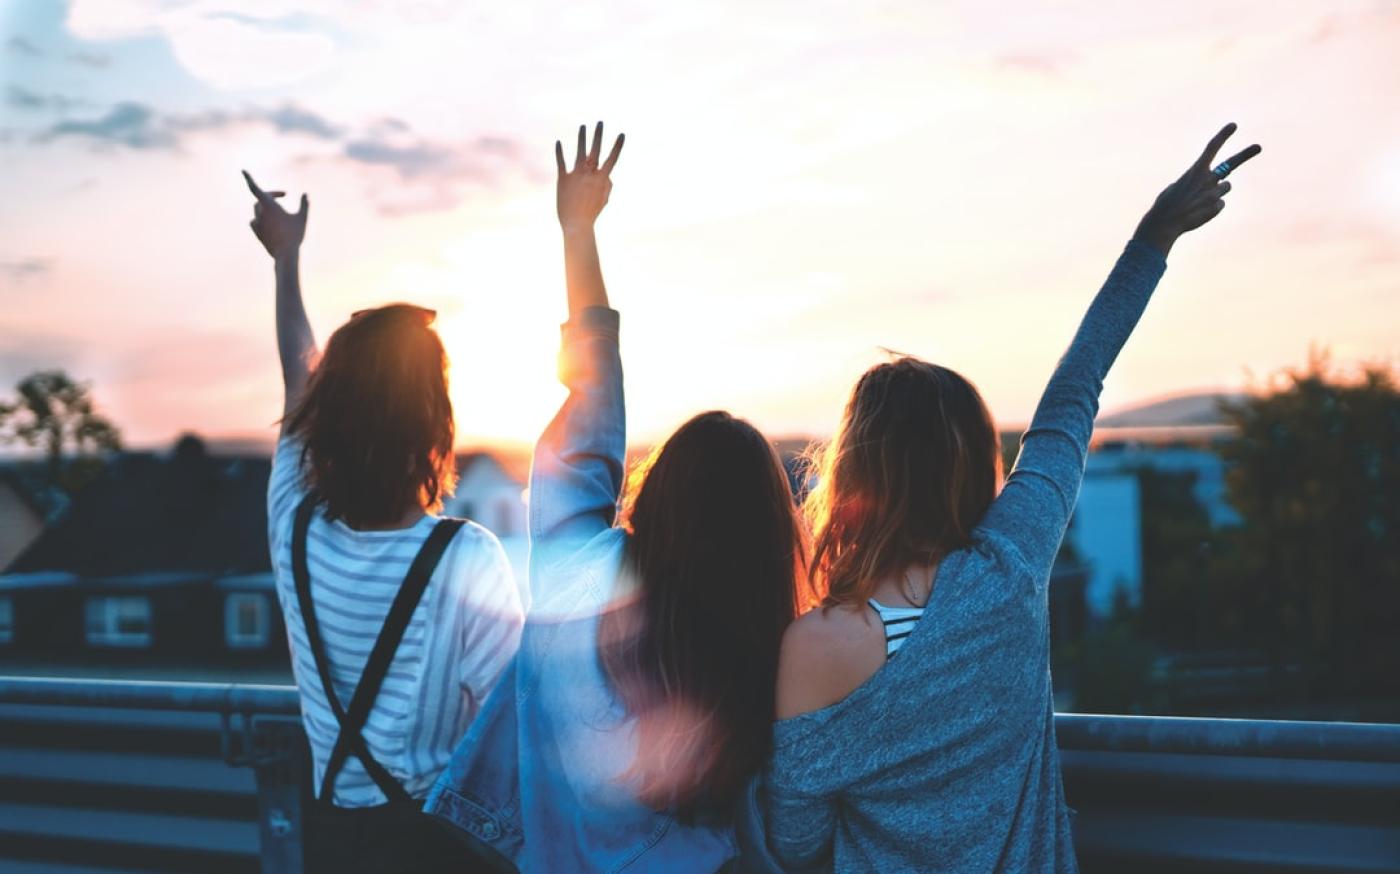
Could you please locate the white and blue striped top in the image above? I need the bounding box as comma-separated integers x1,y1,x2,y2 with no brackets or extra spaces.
867,598,925,658
267,437,524,807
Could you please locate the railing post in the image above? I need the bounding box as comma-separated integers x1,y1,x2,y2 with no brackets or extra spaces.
226,714,310,874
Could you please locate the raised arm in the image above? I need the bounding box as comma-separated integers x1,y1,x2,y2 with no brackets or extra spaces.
244,170,315,423
556,122,625,315
981,124,1262,574
528,123,628,578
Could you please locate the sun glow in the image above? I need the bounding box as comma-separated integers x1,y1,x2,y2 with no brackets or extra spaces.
428,222,569,448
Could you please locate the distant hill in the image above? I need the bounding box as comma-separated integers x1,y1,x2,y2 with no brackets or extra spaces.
1096,392,1244,428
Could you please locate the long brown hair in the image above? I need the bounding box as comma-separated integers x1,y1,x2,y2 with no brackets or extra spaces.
599,411,811,820
285,303,457,529
806,356,1002,607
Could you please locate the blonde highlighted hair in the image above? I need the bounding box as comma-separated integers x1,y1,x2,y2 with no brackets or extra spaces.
805,355,1003,607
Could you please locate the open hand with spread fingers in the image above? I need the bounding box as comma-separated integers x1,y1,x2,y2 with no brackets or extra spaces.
243,170,309,261
556,121,624,234
1133,123,1262,257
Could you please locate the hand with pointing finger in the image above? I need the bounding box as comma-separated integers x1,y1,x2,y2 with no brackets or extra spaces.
1133,123,1262,257
556,121,624,235
243,169,309,261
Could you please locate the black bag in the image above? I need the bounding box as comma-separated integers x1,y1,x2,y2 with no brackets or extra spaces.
292,495,507,874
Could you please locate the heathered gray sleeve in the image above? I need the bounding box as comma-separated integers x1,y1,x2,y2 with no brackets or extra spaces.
979,239,1166,576
763,780,837,869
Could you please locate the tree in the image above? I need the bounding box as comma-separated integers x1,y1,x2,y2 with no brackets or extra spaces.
1219,353,1400,705
1136,465,1220,651
0,370,121,492
1068,591,1161,714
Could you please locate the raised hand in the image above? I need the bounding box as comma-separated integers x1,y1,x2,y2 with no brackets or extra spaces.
243,170,309,260
555,122,624,234
1133,123,1261,257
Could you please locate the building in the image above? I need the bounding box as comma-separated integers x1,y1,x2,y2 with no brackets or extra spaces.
0,436,288,672
443,449,530,582
445,451,527,539
1067,438,1239,620
0,438,536,671
1067,466,1143,619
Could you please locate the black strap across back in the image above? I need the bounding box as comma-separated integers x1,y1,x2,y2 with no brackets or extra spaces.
292,493,465,805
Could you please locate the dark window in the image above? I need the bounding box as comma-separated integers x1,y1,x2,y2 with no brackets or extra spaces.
85,596,152,648
225,593,270,649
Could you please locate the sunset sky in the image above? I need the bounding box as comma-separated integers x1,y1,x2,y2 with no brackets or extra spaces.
2,0,1397,450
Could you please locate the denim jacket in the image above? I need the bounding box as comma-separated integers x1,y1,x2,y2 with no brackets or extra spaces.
426,307,740,872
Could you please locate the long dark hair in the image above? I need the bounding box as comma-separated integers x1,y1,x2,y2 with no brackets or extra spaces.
285,303,457,529
806,356,1002,607
599,411,811,819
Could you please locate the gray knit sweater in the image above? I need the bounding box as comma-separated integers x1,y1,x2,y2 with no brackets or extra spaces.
762,240,1168,873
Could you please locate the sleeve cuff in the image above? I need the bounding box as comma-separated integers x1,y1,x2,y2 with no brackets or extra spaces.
560,306,619,341
1124,237,1169,268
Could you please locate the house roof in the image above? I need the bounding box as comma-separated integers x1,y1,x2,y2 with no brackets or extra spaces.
0,465,69,521
7,436,273,577
0,570,79,591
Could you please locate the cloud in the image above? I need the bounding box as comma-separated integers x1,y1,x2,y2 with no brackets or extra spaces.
262,104,342,139
67,50,112,68
367,117,410,136
6,85,83,112
43,102,177,150
7,86,49,111
340,133,533,214
0,259,53,282
1,37,108,68
67,1,337,89
36,101,342,150
29,93,529,214
6,36,41,57
343,139,468,180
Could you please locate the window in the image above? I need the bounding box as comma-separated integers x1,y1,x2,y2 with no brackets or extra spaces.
0,596,13,645
85,596,152,648
225,592,270,649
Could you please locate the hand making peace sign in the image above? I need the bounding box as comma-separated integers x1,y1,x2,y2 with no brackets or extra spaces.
1134,123,1262,257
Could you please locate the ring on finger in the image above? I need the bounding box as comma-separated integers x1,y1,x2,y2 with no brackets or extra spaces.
1211,160,1232,180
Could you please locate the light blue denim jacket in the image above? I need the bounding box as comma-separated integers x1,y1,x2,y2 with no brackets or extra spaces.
426,307,739,872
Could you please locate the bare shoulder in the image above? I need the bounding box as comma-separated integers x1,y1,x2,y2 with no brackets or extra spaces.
775,603,887,720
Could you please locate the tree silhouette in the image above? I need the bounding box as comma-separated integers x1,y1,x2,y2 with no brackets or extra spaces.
1219,353,1400,706
0,370,121,492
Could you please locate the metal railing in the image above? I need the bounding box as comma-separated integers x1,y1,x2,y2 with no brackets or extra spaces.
2,676,1399,872
0,677,305,873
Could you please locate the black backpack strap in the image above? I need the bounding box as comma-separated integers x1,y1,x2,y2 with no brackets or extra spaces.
292,493,466,804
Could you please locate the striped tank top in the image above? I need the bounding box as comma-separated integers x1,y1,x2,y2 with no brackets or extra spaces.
868,598,925,658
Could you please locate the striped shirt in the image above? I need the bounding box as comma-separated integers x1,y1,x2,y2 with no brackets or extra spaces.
867,598,925,658
267,436,524,807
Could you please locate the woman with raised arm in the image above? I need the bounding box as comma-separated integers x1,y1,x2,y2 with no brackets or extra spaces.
764,125,1262,873
427,123,812,872
244,172,524,873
